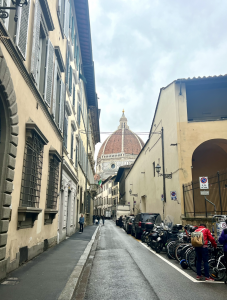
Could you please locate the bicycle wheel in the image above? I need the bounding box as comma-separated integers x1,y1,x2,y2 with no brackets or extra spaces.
188,249,205,274
175,243,188,262
188,249,197,273
167,241,177,259
178,244,191,262
209,259,226,281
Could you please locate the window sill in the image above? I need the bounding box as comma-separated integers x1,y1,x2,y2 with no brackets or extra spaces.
44,209,58,225
18,207,42,230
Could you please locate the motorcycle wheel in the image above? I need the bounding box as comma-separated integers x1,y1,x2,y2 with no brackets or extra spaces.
156,242,163,253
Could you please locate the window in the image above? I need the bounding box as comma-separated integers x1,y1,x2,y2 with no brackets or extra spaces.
73,84,75,106
75,145,78,168
20,132,44,208
30,0,54,105
77,102,81,126
46,156,60,209
63,114,68,149
58,0,70,38
71,129,74,159
69,65,72,94
52,62,65,131
111,163,115,169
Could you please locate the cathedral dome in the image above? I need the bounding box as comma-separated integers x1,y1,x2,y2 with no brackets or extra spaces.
97,111,144,159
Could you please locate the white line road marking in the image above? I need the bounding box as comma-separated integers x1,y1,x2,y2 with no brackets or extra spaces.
139,242,224,284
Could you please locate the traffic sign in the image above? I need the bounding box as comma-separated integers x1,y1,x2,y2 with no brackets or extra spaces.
199,177,209,189
161,194,164,201
170,191,177,201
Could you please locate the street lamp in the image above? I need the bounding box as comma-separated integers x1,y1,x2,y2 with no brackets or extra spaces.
0,0,28,22
129,189,132,195
155,163,172,179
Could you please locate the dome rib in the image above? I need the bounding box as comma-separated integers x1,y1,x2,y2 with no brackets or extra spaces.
97,128,144,159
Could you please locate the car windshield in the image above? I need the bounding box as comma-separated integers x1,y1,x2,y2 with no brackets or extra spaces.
142,214,157,222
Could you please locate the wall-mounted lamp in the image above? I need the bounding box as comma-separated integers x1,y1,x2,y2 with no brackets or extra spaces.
155,163,172,179
129,189,132,195
0,0,28,22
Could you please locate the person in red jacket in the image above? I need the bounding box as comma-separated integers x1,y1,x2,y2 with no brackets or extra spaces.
195,224,217,281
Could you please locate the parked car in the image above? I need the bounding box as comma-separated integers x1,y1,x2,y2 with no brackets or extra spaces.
132,213,162,239
125,217,134,234
123,216,130,230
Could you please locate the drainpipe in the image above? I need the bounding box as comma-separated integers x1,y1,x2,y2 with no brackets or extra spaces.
84,107,89,223
161,127,166,219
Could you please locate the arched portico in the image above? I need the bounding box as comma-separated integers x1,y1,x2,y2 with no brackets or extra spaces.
189,139,227,216
0,45,19,265
192,139,227,181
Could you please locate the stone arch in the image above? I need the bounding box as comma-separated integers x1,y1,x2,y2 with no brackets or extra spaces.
0,45,19,262
192,139,227,182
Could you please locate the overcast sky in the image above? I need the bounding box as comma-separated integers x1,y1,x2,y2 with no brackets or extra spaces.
88,0,227,160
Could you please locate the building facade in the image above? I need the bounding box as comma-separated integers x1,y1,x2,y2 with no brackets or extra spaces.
0,0,99,280
96,111,144,180
94,175,118,217
125,75,227,225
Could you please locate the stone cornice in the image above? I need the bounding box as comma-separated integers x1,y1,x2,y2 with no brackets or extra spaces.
49,146,62,162
26,119,49,145
40,0,55,31
54,46,65,72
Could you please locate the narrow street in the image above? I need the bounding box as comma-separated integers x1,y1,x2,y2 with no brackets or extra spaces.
84,220,227,300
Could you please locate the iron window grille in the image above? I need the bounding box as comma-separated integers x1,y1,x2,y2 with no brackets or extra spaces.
46,156,60,209
20,132,44,208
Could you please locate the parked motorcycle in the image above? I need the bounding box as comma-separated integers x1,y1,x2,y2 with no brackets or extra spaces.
141,221,154,243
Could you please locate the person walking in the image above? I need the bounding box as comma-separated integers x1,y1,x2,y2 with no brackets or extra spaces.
218,219,227,281
194,224,217,281
119,215,123,227
79,214,84,233
93,214,96,225
102,215,105,225
97,215,100,225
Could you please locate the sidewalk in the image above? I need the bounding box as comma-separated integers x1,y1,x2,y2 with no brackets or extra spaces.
0,225,98,300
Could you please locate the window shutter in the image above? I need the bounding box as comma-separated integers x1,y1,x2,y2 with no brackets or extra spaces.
15,0,31,60
52,60,58,119
65,48,69,84
74,35,77,59
73,84,75,106
77,103,81,126
71,17,74,43
63,115,68,148
75,145,78,167
69,65,72,93
64,0,70,39
71,132,74,159
76,46,79,70
44,39,54,106
59,80,65,131
30,0,41,80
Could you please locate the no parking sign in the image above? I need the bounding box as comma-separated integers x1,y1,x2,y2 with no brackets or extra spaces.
170,191,177,201
199,177,209,189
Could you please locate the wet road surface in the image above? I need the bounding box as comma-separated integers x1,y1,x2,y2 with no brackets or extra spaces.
85,220,227,300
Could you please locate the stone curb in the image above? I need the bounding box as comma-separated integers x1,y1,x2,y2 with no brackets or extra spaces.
58,226,100,300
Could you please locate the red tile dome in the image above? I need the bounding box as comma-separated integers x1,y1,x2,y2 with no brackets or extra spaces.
98,112,144,159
